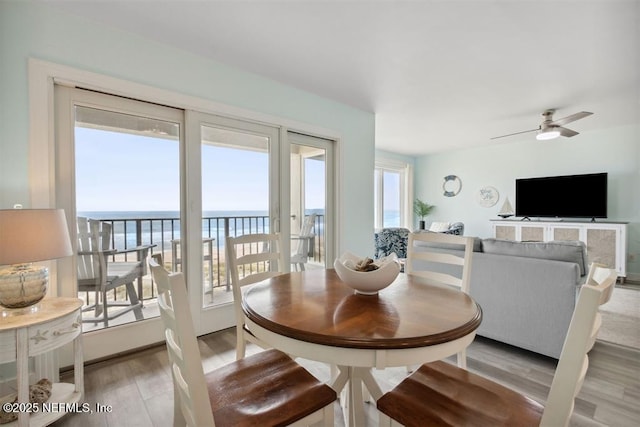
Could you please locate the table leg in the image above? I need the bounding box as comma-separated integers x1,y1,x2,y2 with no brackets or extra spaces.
360,367,383,401
348,367,366,426
330,365,349,393
330,366,384,427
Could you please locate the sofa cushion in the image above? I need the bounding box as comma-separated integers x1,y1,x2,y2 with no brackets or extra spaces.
414,233,483,252
481,239,587,276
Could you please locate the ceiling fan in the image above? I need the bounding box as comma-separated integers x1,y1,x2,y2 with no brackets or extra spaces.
491,109,593,141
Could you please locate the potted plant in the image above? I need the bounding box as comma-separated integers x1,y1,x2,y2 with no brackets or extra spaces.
413,199,435,230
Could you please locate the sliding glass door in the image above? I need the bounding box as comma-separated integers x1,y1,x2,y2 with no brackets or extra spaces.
54,87,335,359
55,86,184,359
186,111,280,318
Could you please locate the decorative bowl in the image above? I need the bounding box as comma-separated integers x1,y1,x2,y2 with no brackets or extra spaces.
333,252,401,295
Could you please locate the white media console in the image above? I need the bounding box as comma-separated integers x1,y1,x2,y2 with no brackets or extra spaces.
491,219,628,281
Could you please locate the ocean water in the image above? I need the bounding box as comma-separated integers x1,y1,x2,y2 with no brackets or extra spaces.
383,210,401,228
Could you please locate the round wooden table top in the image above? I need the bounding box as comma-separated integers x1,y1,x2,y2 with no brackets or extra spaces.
242,269,482,350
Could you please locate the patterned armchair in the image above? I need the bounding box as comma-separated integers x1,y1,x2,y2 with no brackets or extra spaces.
374,227,410,260
444,222,464,235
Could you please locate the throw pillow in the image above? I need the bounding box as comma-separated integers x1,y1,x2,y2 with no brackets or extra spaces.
428,222,451,232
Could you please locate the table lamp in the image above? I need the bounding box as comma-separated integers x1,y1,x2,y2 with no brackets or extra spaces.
0,209,73,310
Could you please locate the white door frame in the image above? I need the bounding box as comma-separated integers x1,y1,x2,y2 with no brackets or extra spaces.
287,131,336,267
186,110,282,335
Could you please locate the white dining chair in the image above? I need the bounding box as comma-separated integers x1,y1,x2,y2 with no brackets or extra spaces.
149,254,336,427
225,233,284,360
377,262,618,427
405,231,474,368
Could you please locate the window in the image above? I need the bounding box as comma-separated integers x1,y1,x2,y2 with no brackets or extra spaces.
374,159,412,229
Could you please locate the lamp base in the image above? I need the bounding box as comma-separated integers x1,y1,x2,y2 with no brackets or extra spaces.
0,264,49,309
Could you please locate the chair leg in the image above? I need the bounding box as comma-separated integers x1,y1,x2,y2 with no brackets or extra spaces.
172,382,186,427
457,348,467,369
102,292,109,328
94,291,103,318
322,404,334,427
125,282,144,321
236,332,246,360
378,412,393,427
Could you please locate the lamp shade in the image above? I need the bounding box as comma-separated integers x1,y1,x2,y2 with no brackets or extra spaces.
0,209,73,309
0,209,73,266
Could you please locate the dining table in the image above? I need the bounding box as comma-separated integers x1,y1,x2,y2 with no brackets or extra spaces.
241,268,483,426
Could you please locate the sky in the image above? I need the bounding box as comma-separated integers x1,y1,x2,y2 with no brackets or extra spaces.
75,127,326,213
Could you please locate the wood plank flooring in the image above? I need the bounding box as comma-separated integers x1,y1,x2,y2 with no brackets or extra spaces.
52,329,640,427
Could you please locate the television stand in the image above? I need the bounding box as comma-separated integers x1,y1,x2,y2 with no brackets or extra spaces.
520,217,564,222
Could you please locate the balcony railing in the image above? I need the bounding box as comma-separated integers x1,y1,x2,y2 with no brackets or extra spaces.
91,214,324,302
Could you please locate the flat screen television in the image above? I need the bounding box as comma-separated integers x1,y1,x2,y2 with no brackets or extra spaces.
515,173,607,219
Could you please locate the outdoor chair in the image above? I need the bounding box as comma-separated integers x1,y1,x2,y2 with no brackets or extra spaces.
405,231,474,369
149,254,336,427
76,217,151,327
377,263,618,427
226,233,284,360
291,213,317,271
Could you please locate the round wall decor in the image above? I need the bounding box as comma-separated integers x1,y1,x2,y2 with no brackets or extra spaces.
443,175,462,197
476,186,500,207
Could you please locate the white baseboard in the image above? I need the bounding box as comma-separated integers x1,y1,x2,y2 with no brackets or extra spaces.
623,272,640,284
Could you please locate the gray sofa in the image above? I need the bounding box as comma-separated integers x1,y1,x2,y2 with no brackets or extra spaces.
412,237,588,359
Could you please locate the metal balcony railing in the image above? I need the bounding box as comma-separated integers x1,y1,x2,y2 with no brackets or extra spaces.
89,214,324,302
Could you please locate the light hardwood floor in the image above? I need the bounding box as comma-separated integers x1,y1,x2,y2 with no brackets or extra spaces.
53,329,639,427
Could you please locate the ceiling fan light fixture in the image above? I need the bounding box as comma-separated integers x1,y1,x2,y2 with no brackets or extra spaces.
536,129,561,141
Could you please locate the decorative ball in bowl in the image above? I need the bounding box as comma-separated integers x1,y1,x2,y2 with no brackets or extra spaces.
333,252,401,295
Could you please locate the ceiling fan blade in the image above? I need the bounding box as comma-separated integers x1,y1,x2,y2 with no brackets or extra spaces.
558,127,578,137
549,111,593,127
490,128,539,140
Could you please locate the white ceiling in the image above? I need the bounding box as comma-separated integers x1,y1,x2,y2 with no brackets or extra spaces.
43,0,639,156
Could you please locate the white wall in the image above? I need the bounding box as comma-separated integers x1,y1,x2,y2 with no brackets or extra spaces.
414,124,640,277
0,2,376,256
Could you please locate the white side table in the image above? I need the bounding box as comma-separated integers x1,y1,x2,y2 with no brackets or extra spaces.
0,298,84,426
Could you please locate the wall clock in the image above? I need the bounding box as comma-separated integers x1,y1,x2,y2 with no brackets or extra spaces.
476,186,500,207
443,175,462,197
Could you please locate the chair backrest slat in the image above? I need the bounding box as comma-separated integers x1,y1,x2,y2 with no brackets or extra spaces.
76,217,111,286
406,232,474,293
540,263,617,427
294,214,317,258
149,254,215,427
226,233,283,292
236,251,281,266
300,213,316,236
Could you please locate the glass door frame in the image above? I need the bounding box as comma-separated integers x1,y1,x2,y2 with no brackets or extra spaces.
54,85,185,361
186,110,281,335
